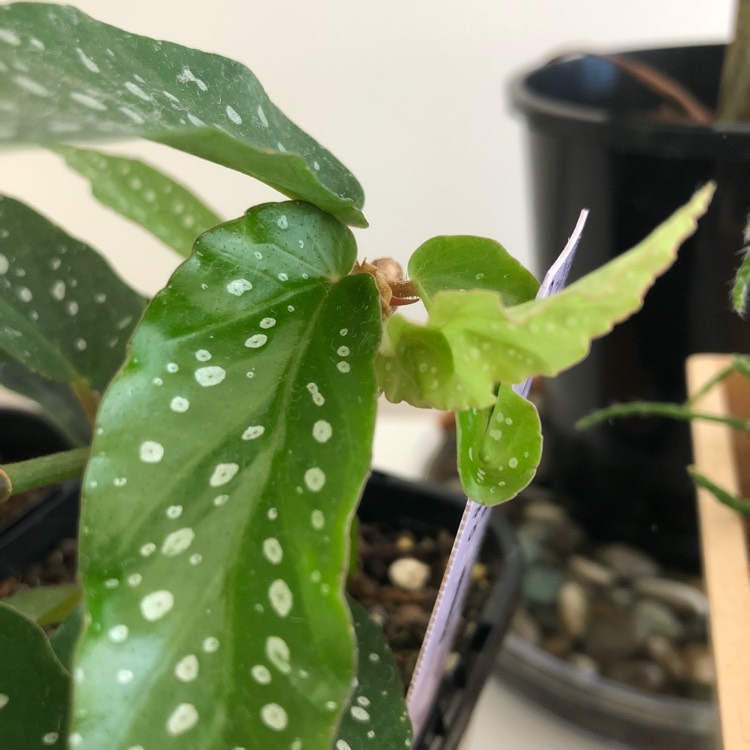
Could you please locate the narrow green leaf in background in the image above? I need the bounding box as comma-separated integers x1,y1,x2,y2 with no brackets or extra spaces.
335,598,413,750
456,384,542,504
732,247,750,316
408,235,539,309
0,194,147,391
0,602,70,750
54,145,221,258
73,202,382,750
378,184,714,410
0,3,366,226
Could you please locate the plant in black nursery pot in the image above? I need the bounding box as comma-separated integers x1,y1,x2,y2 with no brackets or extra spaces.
0,5,713,749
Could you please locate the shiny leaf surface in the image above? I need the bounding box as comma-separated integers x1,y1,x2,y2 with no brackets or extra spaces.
0,603,70,750
456,384,542,504
73,202,382,750
408,235,539,309
335,598,413,750
378,184,714,410
0,194,147,391
0,3,365,226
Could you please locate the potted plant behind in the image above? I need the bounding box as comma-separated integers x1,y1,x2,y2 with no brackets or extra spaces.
0,4,714,749
511,8,750,568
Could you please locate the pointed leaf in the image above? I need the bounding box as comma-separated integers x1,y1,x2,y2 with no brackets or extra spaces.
4,582,81,627
0,4,366,226
378,183,714,410
0,359,90,444
73,202,382,750
408,235,539,309
335,598,413,750
54,145,221,257
456,384,542,504
0,602,70,750
0,194,147,390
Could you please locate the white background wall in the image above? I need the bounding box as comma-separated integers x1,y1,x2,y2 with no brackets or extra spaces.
0,0,735,297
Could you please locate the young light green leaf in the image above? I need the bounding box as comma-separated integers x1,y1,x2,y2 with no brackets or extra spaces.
0,194,147,391
0,360,91,445
73,202,382,750
54,145,221,258
4,583,81,627
0,4,366,227
0,602,70,750
456,384,542,504
335,597,413,750
408,235,539,309
378,183,714,410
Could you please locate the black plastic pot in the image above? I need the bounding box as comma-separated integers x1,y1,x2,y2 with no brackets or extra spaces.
0,462,520,750
511,45,750,568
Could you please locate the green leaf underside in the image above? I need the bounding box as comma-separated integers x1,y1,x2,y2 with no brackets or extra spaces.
378,184,714,411
0,602,70,750
4,583,81,627
408,235,539,309
0,360,90,444
0,3,366,227
74,202,382,750
0,194,147,391
456,384,542,504
54,145,221,258
335,598,413,750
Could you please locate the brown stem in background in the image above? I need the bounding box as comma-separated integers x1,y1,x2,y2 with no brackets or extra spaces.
72,379,100,427
599,54,714,126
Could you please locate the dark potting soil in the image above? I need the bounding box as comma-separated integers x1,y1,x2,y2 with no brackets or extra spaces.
0,516,493,692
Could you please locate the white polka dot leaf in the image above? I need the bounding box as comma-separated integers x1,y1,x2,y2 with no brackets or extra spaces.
456,384,542,504
54,145,222,258
73,201,383,749
377,184,714,411
0,603,70,749
333,598,413,750
0,194,147,422
0,3,366,227
407,235,539,309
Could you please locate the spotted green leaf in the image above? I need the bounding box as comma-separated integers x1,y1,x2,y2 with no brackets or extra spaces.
0,194,147,392
408,235,539,309
378,184,714,410
335,598,413,750
4,583,81,627
73,202,382,750
54,145,221,258
0,602,70,750
456,384,542,504
0,3,366,227
0,360,90,445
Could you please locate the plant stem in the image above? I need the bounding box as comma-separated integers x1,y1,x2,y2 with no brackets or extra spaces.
0,447,90,503
576,400,750,434
718,0,750,121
